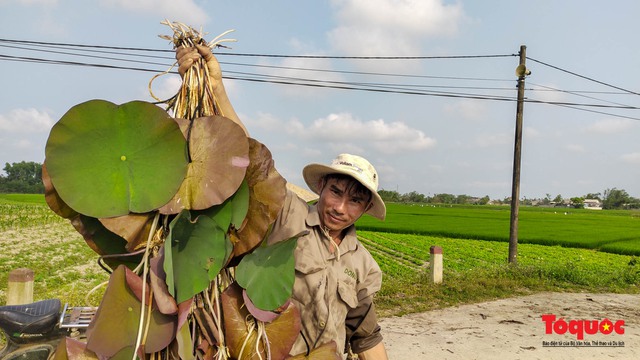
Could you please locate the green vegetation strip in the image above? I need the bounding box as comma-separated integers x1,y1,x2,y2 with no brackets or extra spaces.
357,203,640,256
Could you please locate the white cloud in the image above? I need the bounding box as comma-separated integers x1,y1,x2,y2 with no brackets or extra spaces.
328,0,465,57
98,0,209,26
585,118,635,134
263,56,344,98
0,108,55,133
290,112,436,154
444,100,488,121
147,74,181,102
621,152,640,164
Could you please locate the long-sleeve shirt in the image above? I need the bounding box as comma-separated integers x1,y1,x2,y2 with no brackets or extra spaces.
266,189,383,358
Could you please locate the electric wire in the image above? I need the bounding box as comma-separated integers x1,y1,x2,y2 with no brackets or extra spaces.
1,38,639,120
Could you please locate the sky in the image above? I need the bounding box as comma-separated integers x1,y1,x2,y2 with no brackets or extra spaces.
1,0,639,201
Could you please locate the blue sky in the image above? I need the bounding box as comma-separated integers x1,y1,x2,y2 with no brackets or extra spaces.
1,0,639,200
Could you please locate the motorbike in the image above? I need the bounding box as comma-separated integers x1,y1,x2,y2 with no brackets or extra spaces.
0,299,96,360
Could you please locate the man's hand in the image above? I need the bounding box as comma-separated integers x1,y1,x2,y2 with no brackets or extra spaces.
174,44,248,135
175,44,222,81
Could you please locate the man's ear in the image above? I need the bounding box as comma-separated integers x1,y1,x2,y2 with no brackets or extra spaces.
365,202,373,212
316,177,326,193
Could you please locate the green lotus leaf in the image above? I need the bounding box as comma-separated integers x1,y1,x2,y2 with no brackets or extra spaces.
85,266,177,358
164,210,233,303
236,236,298,311
194,180,250,232
159,115,249,214
45,99,188,218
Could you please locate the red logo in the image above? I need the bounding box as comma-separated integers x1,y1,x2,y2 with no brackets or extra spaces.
542,314,625,340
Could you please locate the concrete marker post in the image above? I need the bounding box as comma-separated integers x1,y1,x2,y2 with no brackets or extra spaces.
430,246,443,284
7,268,34,305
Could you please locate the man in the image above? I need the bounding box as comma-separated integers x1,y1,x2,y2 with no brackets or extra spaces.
177,46,388,360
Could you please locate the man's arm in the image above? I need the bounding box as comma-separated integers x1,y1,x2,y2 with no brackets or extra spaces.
358,342,388,360
175,44,248,135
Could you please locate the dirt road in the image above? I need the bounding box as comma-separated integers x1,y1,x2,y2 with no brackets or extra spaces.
380,292,639,359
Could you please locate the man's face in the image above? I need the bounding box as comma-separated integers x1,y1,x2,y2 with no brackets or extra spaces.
316,177,371,237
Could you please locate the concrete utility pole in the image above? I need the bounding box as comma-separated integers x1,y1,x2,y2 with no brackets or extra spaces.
509,45,530,264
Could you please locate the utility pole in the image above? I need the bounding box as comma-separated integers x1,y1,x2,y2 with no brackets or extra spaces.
509,45,530,264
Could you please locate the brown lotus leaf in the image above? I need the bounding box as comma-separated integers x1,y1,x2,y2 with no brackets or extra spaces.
149,250,179,315
86,266,177,358
52,336,98,360
229,138,286,259
98,212,156,252
286,341,342,360
222,282,300,360
42,162,78,219
159,115,250,214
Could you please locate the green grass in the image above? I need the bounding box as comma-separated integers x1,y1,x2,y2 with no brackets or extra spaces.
0,193,46,204
357,203,640,255
359,231,639,316
1,195,639,319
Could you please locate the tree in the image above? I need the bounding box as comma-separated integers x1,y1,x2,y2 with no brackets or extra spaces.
552,194,563,203
0,161,44,193
583,192,601,200
602,188,631,209
570,197,584,209
378,189,401,203
401,191,426,203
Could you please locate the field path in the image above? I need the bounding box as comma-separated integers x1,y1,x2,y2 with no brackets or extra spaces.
380,292,639,359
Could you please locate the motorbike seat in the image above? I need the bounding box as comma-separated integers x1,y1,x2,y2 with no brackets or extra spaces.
0,299,61,335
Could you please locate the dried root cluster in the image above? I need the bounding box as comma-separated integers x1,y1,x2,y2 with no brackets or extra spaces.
157,20,237,120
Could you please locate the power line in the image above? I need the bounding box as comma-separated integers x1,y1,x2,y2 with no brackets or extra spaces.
527,56,640,96
1,38,639,120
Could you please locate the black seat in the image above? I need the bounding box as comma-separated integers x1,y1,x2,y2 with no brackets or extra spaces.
0,299,61,335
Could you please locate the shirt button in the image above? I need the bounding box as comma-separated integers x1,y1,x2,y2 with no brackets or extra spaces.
319,321,326,328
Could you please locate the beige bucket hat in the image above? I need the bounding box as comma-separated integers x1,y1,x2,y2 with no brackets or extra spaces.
302,153,386,220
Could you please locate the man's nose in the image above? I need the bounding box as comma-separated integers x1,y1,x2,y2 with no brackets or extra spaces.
333,196,347,213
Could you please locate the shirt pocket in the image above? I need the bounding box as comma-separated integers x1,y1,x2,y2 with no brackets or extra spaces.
337,280,358,309
293,261,325,306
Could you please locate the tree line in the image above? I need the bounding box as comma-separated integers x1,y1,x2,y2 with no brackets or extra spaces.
378,188,640,210
0,161,44,194
1,161,638,210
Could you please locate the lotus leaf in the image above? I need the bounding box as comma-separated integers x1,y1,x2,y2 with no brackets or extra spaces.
149,251,178,315
53,336,98,360
230,138,286,259
42,163,78,219
159,115,250,214
70,215,142,270
222,282,300,360
194,180,249,233
98,212,156,252
236,236,298,311
164,210,233,303
45,99,188,218
86,265,177,358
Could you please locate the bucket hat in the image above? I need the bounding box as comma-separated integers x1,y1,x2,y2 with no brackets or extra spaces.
302,153,386,220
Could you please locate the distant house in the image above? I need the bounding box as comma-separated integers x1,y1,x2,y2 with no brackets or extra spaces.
583,199,602,210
